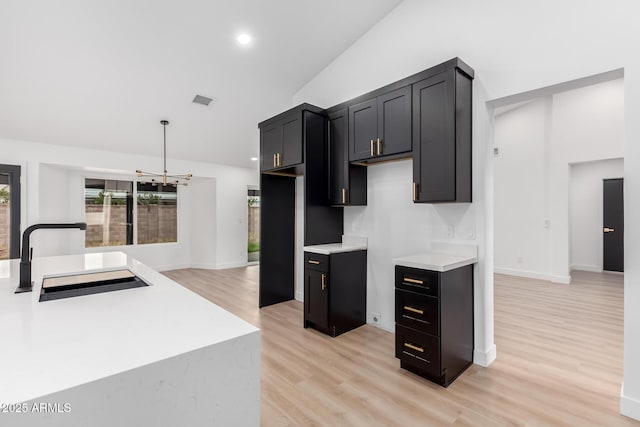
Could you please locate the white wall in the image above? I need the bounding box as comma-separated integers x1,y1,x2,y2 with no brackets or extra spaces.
494,79,624,282
494,99,549,279
289,0,640,416
570,158,624,272
0,137,259,271
343,160,475,332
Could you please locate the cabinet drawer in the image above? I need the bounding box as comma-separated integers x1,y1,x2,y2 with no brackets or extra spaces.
395,266,439,297
395,325,441,377
395,289,439,336
304,253,329,271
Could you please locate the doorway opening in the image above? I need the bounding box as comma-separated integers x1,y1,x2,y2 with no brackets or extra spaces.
489,70,625,418
0,164,21,260
248,187,260,264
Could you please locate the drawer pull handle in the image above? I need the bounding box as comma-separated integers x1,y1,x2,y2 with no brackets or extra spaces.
377,138,382,156
321,273,326,290
403,278,424,285
404,306,424,315
404,342,424,353
370,139,375,156
308,260,320,265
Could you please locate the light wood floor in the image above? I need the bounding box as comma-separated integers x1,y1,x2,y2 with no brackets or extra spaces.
163,267,639,426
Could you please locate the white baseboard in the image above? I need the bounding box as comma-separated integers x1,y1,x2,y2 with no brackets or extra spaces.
215,261,249,270
295,291,304,302
189,263,218,270
621,382,640,421
154,263,191,272
494,267,571,284
571,264,603,273
473,344,497,367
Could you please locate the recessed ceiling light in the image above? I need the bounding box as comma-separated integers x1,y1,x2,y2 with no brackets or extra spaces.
250,157,258,161
237,34,251,45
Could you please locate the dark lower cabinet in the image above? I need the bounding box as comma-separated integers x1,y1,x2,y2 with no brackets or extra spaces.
412,68,472,203
395,264,473,387
304,250,367,337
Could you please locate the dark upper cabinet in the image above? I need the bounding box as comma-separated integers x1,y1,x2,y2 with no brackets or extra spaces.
328,109,367,206
412,68,472,203
348,86,412,162
258,104,324,173
259,110,304,172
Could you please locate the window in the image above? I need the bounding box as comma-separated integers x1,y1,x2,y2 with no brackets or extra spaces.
0,164,21,260
84,179,178,247
136,182,177,244
84,179,133,247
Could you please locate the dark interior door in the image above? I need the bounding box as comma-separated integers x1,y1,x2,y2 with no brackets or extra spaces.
0,164,21,260
603,178,624,272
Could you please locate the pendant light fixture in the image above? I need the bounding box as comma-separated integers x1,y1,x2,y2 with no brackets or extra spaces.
136,120,192,187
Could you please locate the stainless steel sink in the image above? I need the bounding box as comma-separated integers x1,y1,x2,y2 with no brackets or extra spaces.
39,269,149,302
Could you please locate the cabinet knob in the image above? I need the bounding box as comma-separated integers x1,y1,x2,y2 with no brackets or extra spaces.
370,139,374,157
377,138,382,156
604,227,615,233
321,273,326,290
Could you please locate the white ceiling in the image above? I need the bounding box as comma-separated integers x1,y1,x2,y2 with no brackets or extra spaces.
0,0,401,169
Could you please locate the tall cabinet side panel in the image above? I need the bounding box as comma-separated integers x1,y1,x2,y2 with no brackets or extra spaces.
304,111,344,245
259,173,296,307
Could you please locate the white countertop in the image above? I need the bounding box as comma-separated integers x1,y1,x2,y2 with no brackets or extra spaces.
303,243,367,255
393,252,477,272
304,235,367,255
0,252,258,404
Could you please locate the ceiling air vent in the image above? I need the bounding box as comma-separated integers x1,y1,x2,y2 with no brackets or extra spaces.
192,95,214,106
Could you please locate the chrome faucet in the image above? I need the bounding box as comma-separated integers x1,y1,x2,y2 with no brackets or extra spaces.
15,223,87,294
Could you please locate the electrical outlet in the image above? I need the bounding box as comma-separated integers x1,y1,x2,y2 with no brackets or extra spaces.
447,226,454,238
494,147,500,156
372,312,381,323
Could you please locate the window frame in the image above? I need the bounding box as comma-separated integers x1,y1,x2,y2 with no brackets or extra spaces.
82,174,180,249
0,164,21,259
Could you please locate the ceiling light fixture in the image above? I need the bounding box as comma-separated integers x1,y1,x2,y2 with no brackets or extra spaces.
237,33,251,45
136,120,192,187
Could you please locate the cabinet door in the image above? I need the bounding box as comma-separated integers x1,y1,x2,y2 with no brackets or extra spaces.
377,86,412,157
304,269,329,328
260,124,281,171
328,109,348,205
280,112,303,168
348,98,377,161
412,70,456,202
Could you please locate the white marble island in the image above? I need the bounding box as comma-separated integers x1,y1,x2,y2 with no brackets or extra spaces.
0,252,259,427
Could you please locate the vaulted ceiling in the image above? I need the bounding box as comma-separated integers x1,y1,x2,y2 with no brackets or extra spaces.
0,0,401,168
